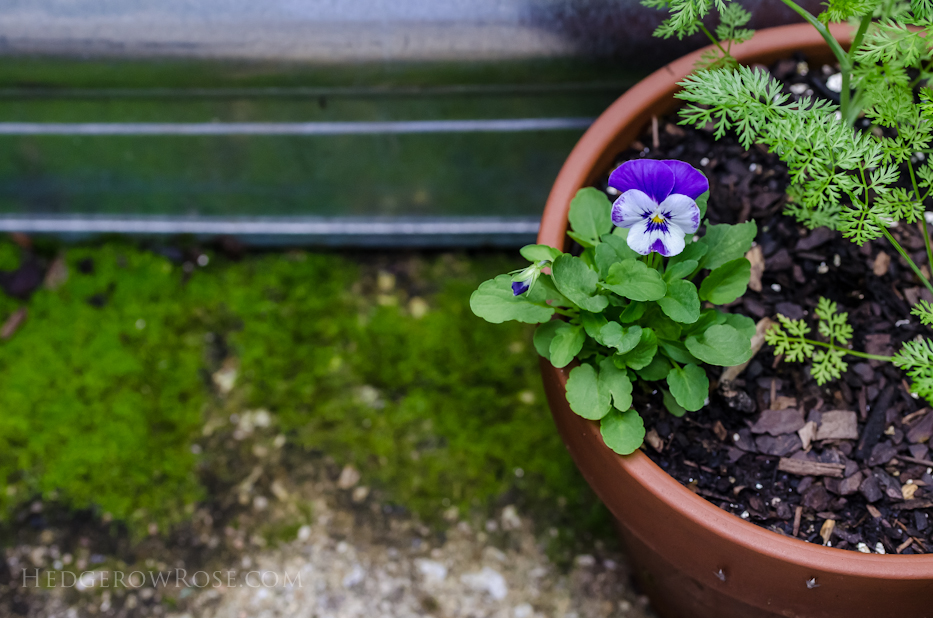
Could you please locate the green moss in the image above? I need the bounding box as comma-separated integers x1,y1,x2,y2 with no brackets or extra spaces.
0,244,610,547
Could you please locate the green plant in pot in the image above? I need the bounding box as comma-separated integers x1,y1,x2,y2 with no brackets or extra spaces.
469,1,933,616
471,159,757,455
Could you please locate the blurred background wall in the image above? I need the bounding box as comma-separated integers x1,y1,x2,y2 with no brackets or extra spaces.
0,0,812,246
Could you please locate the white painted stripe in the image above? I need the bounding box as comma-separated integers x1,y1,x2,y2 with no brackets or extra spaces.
0,216,540,236
0,118,593,136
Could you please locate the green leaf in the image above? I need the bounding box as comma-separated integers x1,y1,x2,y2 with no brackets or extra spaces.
619,301,647,323
615,328,658,370
669,239,708,266
658,340,701,365
520,244,563,262
663,259,698,282
599,357,633,411
666,363,709,412
533,320,562,360
600,409,646,455
695,190,709,219
595,233,640,278
662,388,687,417
470,275,555,324
699,222,757,270
551,255,609,313
579,311,608,339
685,324,753,366
604,259,667,301
646,311,682,341
597,322,643,353
549,323,586,368
636,354,672,381
569,188,613,244
699,258,751,304
567,231,597,249
723,313,756,340
657,280,701,324
566,363,611,420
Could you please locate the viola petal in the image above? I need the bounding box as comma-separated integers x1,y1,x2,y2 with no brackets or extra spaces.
608,159,674,204
662,160,708,200
625,218,686,257
611,189,657,228
512,280,530,296
660,193,701,234
624,219,653,255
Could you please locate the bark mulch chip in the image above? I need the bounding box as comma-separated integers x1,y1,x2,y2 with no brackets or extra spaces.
594,55,933,554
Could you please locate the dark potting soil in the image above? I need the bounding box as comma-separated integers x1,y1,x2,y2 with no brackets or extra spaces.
595,55,933,554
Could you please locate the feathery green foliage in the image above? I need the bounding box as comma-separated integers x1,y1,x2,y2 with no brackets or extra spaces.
648,0,933,401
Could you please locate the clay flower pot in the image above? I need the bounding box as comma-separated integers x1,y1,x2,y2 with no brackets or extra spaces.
537,23,933,618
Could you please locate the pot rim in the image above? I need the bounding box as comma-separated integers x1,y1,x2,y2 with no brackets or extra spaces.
537,22,933,574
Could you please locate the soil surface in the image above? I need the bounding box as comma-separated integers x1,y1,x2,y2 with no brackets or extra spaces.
598,55,933,555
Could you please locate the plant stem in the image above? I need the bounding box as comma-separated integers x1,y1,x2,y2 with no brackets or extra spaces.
801,338,894,362
878,225,933,297
907,159,933,273
801,337,894,363
777,0,852,118
698,22,730,59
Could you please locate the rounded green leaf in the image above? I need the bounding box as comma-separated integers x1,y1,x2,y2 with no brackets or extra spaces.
616,328,658,370
533,320,562,360
599,357,633,411
699,222,757,271
604,259,667,301
666,363,709,412
663,259,698,282
549,324,586,368
723,313,756,340
552,255,609,313
598,322,642,353
600,409,646,455
566,364,611,420
699,258,751,304
520,244,563,262
662,388,687,417
470,275,555,324
569,188,613,244
636,354,672,381
685,324,753,366
657,280,701,324
595,234,640,278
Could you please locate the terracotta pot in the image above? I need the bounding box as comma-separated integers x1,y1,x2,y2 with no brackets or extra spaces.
537,23,933,618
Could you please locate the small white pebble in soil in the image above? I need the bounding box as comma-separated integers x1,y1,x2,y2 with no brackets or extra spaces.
806,578,819,589
755,483,763,490
857,542,871,553
875,542,886,554
575,554,597,567
917,152,926,161
296,525,311,541
797,62,809,75
606,186,620,195
135,319,146,330
604,559,618,570
896,319,912,327
343,564,366,588
833,254,841,267
826,73,843,92
771,497,781,506
749,163,758,172
817,262,829,274
252,495,268,511
460,567,508,601
700,157,710,166
740,511,750,519
771,283,782,292
514,467,525,478
197,254,209,267
415,559,448,584
733,433,741,442
790,83,808,95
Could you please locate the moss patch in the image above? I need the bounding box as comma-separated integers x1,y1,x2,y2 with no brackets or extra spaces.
0,242,610,548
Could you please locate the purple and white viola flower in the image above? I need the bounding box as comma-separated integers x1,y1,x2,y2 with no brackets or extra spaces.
609,159,707,257
510,261,544,296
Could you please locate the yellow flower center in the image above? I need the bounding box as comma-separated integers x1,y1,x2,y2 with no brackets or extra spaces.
650,213,666,224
